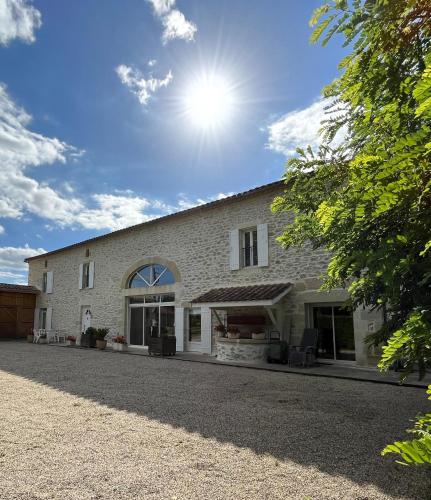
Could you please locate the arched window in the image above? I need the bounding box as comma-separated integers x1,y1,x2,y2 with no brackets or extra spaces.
129,264,175,288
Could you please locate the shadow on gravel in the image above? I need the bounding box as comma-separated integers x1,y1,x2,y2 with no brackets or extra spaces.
1,342,430,499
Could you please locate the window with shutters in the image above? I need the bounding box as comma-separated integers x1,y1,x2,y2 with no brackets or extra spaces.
241,228,258,267
82,262,90,289
39,308,47,329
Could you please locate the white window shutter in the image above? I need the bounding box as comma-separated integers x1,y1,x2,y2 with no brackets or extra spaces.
257,223,269,267
46,307,53,330
33,308,39,329
88,261,95,289
175,307,185,352
229,229,240,270
78,264,83,289
46,271,53,294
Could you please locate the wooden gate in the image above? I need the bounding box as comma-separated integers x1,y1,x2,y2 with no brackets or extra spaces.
0,286,38,339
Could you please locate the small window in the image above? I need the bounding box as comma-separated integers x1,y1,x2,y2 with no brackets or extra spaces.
82,262,90,289
85,248,90,258
129,264,175,288
44,260,48,268
42,272,48,293
241,228,258,267
39,308,47,329
188,310,201,342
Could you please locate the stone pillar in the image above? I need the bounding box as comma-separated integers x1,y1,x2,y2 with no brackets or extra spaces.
175,307,185,352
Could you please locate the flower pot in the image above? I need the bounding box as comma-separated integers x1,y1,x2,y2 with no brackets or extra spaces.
227,332,240,339
252,332,265,340
113,342,127,352
27,334,34,343
67,340,76,346
96,339,107,350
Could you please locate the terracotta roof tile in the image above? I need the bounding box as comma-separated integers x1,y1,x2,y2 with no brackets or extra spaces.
191,283,291,303
0,283,39,294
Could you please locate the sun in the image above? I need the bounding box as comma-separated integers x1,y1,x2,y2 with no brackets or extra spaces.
183,73,235,130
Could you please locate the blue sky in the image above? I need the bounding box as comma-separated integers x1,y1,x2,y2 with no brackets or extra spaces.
0,0,346,283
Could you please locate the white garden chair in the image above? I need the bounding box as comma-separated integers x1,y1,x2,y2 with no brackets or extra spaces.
33,329,46,343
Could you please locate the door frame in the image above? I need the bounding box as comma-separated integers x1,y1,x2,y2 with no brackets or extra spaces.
128,298,175,347
305,302,356,364
184,307,202,352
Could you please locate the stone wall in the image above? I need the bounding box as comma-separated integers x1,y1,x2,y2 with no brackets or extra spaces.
28,183,381,366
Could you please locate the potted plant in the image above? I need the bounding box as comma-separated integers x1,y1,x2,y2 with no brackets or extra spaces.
66,335,76,346
27,331,34,343
227,326,240,339
148,330,176,356
94,328,109,350
252,332,266,340
214,324,226,337
81,327,97,348
113,335,127,352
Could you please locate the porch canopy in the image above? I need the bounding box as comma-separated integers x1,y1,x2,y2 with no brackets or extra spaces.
191,283,292,308
191,283,292,334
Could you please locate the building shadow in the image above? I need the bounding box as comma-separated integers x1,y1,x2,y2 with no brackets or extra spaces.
1,342,430,499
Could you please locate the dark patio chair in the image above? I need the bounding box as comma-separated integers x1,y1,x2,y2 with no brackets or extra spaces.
288,328,319,367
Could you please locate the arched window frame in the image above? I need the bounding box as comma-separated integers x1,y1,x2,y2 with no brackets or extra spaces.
128,263,175,288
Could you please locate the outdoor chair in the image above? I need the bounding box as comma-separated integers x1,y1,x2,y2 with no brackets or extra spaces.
33,329,46,343
288,328,319,367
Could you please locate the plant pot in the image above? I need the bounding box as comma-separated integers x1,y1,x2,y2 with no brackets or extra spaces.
67,340,76,346
252,332,265,340
80,333,96,348
227,332,240,339
113,342,127,352
27,334,34,343
96,339,107,350
148,336,176,356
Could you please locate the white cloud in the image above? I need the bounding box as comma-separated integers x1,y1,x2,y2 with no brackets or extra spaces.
0,224,4,234
266,97,347,157
147,0,196,43
148,59,157,67
116,64,173,106
161,9,197,44
148,0,175,16
0,0,42,46
0,83,237,234
0,243,45,284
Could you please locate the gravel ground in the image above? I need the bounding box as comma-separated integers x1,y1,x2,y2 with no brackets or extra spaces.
0,343,430,500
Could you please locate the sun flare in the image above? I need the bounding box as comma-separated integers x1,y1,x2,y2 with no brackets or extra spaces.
183,74,235,130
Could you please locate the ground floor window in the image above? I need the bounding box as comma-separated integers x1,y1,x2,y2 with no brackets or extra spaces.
129,295,175,346
188,309,201,342
312,305,355,361
39,308,47,329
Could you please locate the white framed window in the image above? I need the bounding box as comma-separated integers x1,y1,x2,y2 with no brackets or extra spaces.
42,271,53,294
241,228,258,267
39,308,47,329
79,262,94,290
229,223,268,270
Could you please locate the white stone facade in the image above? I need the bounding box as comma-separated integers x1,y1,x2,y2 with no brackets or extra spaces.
27,182,381,366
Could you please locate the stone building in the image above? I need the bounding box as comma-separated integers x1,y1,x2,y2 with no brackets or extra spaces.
26,180,382,366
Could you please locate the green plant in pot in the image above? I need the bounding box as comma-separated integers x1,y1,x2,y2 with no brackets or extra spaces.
94,328,109,350
82,326,97,348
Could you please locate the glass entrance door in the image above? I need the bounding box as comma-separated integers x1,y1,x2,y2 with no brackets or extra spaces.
128,294,175,347
313,305,355,361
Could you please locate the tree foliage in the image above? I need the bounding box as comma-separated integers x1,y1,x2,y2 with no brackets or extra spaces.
273,0,431,465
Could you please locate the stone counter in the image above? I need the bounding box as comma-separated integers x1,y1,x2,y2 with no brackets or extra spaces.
216,337,270,363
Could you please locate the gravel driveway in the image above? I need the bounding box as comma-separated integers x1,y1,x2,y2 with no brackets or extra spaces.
0,342,430,500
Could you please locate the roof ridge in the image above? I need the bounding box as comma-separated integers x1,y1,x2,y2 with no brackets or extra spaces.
25,179,285,262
